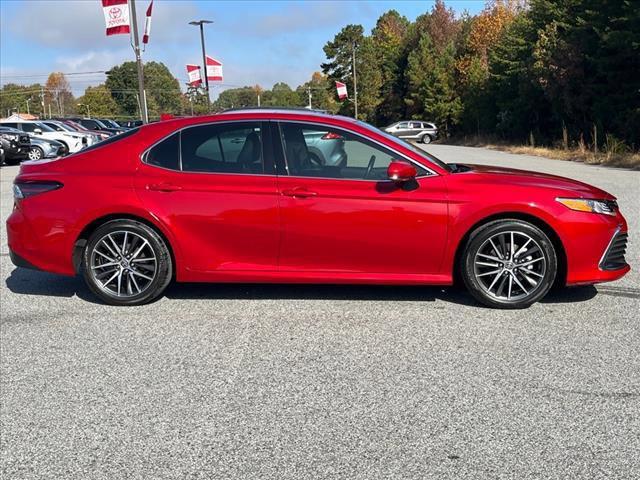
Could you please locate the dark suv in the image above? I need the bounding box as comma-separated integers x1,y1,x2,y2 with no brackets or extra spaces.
384,121,438,144
0,127,31,165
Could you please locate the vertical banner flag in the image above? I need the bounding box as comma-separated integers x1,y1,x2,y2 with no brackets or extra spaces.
102,0,130,36
336,81,348,100
142,0,153,44
205,56,223,82
186,64,202,87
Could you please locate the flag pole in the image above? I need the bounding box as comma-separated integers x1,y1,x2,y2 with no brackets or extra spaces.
129,0,148,123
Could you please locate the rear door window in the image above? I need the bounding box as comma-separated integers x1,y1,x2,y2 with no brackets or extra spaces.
180,122,264,174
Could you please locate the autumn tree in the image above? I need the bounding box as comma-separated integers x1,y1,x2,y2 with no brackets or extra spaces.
45,73,75,116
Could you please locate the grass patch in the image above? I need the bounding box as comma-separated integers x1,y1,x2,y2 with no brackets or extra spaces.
447,136,640,169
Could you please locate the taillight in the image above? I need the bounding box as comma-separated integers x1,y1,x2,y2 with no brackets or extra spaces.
321,132,343,140
13,181,63,199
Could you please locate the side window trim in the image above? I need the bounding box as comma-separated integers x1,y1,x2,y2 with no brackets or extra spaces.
141,120,277,176
274,120,437,181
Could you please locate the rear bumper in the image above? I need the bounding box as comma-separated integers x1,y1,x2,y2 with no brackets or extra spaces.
9,249,41,271
7,205,76,276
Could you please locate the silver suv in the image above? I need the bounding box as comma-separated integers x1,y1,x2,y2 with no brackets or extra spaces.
384,121,438,144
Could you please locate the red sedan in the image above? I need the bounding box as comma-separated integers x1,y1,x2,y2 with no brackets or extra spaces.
7,109,629,308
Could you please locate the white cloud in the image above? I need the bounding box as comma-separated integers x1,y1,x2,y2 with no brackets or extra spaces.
8,0,198,49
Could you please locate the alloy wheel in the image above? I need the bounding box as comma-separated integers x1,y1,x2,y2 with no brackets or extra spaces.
473,230,547,302
89,230,158,298
28,147,43,160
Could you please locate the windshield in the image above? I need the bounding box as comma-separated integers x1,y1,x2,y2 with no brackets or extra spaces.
67,121,88,131
34,122,56,132
102,119,119,128
52,122,75,132
357,121,452,172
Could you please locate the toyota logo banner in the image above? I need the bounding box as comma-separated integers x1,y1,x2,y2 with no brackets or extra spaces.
102,0,131,36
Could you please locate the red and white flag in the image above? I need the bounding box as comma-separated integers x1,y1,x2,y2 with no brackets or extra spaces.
205,56,223,82
336,81,348,100
186,64,202,87
102,0,130,36
142,0,153,44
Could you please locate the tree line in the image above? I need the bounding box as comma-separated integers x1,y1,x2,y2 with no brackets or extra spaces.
1,0,637,151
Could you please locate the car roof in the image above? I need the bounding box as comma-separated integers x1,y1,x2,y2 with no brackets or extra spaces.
216,107,356,123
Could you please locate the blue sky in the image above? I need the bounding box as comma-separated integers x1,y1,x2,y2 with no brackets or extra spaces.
0,0,485,97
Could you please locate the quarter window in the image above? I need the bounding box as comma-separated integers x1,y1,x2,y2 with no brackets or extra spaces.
181,122,263,174
278,122,428,181
145,132,179,170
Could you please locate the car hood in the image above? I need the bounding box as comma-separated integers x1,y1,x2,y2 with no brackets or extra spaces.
461,164,614,199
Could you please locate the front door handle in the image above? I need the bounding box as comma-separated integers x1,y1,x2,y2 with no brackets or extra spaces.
281,187,318,198
147,182,182,192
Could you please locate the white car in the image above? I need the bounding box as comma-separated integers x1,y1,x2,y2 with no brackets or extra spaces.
0,120,86,153
40,120,99,146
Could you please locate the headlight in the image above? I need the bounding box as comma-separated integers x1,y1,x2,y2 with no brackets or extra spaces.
556,198,617,216
2,133,19,141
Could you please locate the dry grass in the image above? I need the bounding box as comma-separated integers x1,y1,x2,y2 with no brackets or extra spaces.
449,136,640,169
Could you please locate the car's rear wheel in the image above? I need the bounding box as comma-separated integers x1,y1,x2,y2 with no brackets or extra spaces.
28,146,44,160
461,220,557,309
421,133,432,144
82,219,172,306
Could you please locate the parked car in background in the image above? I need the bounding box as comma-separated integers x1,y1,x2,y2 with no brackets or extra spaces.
0,120,85,153
40,120,99,146
27,135,67,160
67,118,125,136
7,109,629,308
303,130,347,166
98,119,123,130
118,120,143,129
56,119,112,141
384,121,438,144
0,126,30,165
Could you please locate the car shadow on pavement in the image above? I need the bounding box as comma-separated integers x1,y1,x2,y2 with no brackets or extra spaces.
6,266,598,307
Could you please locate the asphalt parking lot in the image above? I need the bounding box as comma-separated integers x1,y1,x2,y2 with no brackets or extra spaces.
1,145,639,479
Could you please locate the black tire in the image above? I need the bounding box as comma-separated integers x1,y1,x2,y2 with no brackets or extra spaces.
461,219,557,309
421,134,432,144
28,146,44,161
82,219,172,306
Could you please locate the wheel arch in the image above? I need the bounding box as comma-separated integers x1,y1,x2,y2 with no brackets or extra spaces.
73,213,177,276
452,211,567,287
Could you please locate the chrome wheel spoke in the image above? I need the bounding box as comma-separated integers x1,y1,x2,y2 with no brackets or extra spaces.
511,272,529,294
477,269,502,277
129,271,141,293
95,250,115,262
477,253,502,262
130,270,153,281
477,261,501,268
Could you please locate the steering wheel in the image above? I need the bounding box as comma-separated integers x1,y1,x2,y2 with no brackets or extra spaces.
364,155,376,179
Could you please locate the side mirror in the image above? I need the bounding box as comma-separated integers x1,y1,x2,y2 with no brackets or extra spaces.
387,160,417,183
33,128,42,135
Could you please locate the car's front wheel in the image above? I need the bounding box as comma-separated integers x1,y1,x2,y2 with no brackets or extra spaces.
461,219,557,309
421,133,432,144
82,219,172,306
28,146,44,161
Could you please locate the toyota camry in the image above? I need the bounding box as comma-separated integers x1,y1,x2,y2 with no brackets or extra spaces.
7,109,630,308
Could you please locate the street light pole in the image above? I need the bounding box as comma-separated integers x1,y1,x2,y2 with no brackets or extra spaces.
189,20,213,111
352,42,358,120
129,0,148,124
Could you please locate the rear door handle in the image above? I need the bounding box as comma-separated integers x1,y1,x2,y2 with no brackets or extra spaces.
147,182,182,192
281,187,318,198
